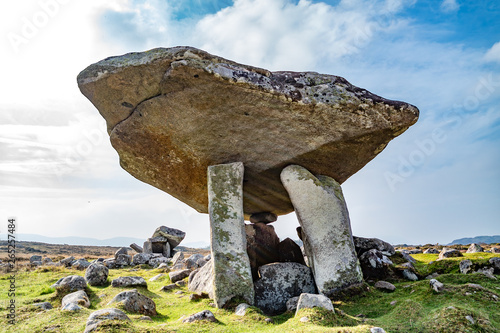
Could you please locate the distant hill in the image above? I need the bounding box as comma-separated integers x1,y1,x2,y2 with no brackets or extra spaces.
448,235,500,245
4,234,209,248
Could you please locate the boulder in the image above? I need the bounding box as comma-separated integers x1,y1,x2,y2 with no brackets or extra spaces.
62,303,82,311
59,256,75,267
115,254,132,266
169,269,191,283
254,262,317,315
85,263,109,286
374,281,395,292
188,259,214,298
353,237,395,256
429,279,444,292
171,251,185,266
295,293,334,315
185,254,205,270
52,275,87,294
77,46,419,217
72,259,91,270
103,258,116,269
62,290,90,308
408,249,423,254
208,162,254,307
149,273,166,282
423,248,440,254
152,226,186,248
111,276,147,288
476,267,496,279
249,212,277,224
438,248,463,259
402,269,418,281
114,247,128,259
281,165,363,296
491,248,500,254
359,249,392,280
130,243,143,253
245,222,280,279
459,260,473,274
160,284,178,292
143,240,153,254
235,303,251,316
30,255,42,263
84,308,130,333
149,257,170,268
182,310,217,323
286,296,300,312
466,243,484,253
33,302,52,310
399,251,417,263
489,257,500,273
108,289,157,316
278,237,306,266
132,253,152,265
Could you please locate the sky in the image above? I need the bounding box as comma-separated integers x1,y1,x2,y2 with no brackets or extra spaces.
1,0,499,246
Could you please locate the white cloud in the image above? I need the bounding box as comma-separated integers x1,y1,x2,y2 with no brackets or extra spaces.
440,0,460,13
485,41,500,63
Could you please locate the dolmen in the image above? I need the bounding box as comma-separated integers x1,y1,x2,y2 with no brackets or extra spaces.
78,46,418,310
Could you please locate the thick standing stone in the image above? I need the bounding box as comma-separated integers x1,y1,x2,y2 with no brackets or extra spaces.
77,46,419,218
143,241,153,254
281,165,362,296
208,162,254,307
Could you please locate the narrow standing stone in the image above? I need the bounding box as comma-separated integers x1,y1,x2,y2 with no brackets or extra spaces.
280,165,362,296
208,162,254,307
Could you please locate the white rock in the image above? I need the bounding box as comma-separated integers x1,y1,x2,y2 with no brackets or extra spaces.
235,303,250,316
429,279,444,292
295,293,334,316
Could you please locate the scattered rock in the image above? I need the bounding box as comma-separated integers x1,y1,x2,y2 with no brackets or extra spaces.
429,279,444,292
423,248,439,254
250,212,277,224
399,251,417,263
132,253,152,265
59,256,75,267
171,252,185,266
149,257,170,268
182,310,217,323
149,273,165,282
157,263,169,270
52,275,87,294
476,267,497,280
62,290,90,308
402,269,418,281
371,328,387,333
459,260,473,274
169,269,191,283
374,281,396,292
353,237,395,256
278,237,306,266
265,317,273,323
245,222,280,279
30,255,42,263
465,315,475,325
438,248,463,259
408,249,422,254
286,296,300,312
359,249,392,279
152,226,186,248
130,243,143,253
189,293,207,301
85,263,109,286
466,243,483,253
300,316,310,322
295,293,334,315
33,302,52,310
390,300,397,306
62,303,82,311
489,257,500,273
72,259,91,270
254,262,317,315
139,316,152,321
176,280,187,287
115,247,128,259
188,259,213,298
235,303,250,316
185,254,205,270
108,289,157,316
491,248,500,254
115,254,132,266
160,284,178,292
111,276,147,288
425,272,439,279
103,258,116,269
84,308,131,333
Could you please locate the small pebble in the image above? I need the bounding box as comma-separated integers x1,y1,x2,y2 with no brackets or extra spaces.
300,316,309,322
265,318,273,323
465,315,475,325
390,301,397,306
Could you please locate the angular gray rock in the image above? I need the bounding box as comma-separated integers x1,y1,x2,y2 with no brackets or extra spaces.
476,267,496,279
489,257,500,273
59,256,75,267
72,259,91,270
208,162,254,307
278,237,306,266
103,258,116,269
254,262,317,315
62,303,82,311
152,226,186,248
132,253,152,265
185,254,205,270
160,284,178,292
149,257,170,268
353,237,395,256
171,251,185,266
188,259,214,299
408,249,423,254
84,308,130,333
149,273,166,282
374,281,395,292
182,310,217,323
295,293,334,315
466,243,484,253
143,240,153,254
286,296,300,312
115,254,132,266
77,46,419,217
108,289,157,316
114,247,128,258
281,165,362,296
359,249,392,280
30,255,42,263
111,276,147,288
52,275,87,294
33,302,52,310
429,279,444,292
399,251,417,263
62,290,90,308
249,212,277,224
245,222,280,279
402,269,418,281
130,243,143,253
169,269,191,283
492,248,500,254
423,248,440,254
460,260,473,274
235,303,251,316
438,248,463,259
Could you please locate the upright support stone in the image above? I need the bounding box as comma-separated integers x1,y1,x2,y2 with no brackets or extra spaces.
208,162,254,307
281,165,363,296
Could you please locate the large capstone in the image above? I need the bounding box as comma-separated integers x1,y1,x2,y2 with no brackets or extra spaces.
208,162,254,307
77,46,419,218
281,165,363,296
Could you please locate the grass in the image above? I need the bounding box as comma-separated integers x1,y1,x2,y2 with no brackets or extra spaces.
0,253,499,332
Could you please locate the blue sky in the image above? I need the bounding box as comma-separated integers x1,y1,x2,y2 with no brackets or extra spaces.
1,0,499,246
